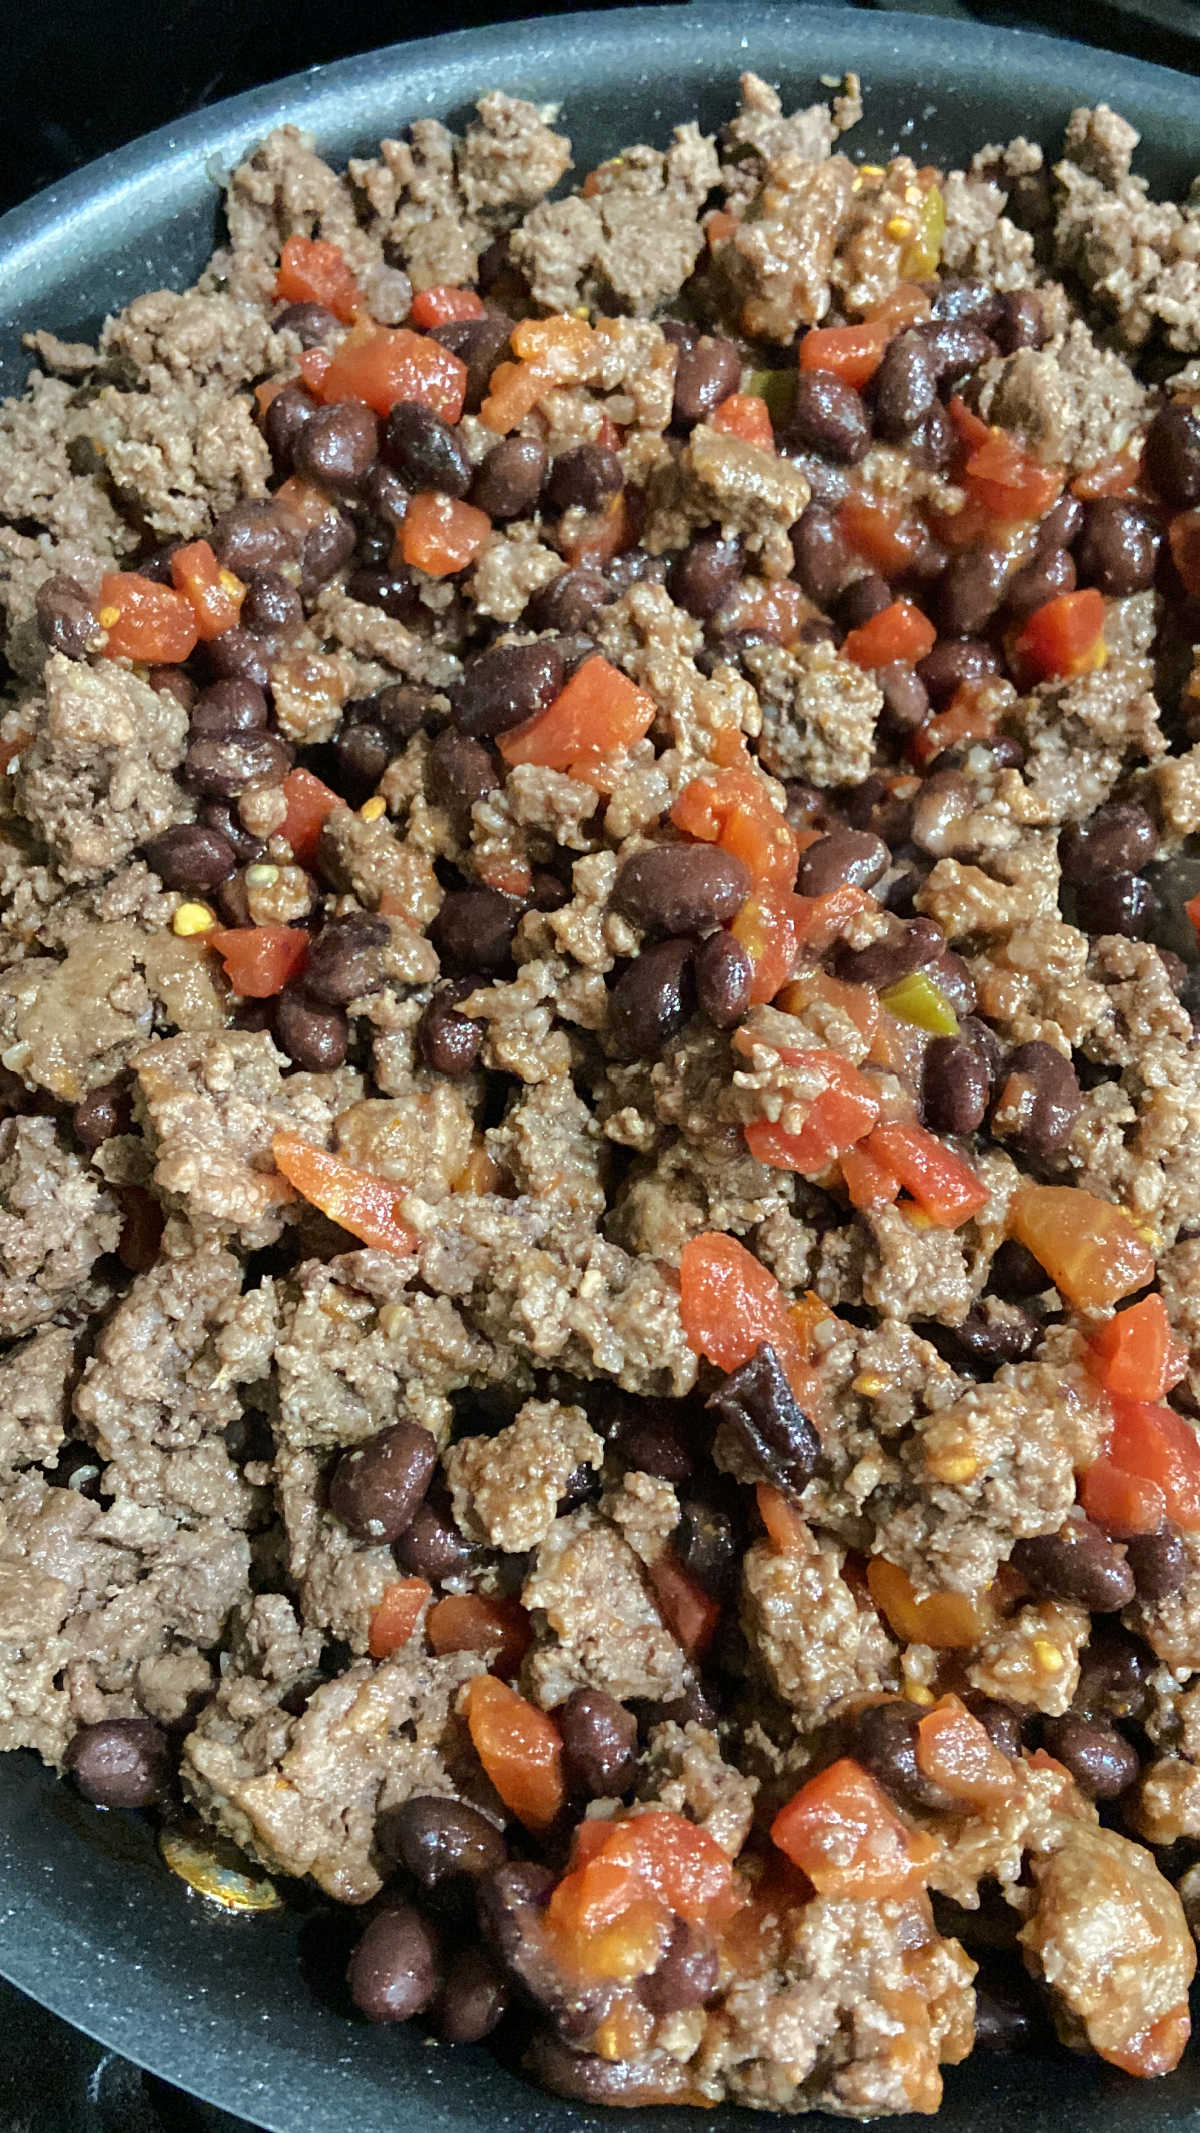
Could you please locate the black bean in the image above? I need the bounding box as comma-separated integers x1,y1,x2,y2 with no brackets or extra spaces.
921,1036,990,1135
347,1905,440,2024
199,800,264,867
299,511,357,598
274,300,339,346
328,1420,437,1542
211,503,299,576
872,330,937,441
1037,494,1085,552
929,946,976,1018
836,572,892,631
475,1862,571,2022
215,873,252,930
1011,1517,1134,1611
672,335,740,428
452,641,564,740
928,277,1003,330
995,1040,1080,1156
964,1694,1024,1761
190,678,270,740
698,629,771,676
948,1301,1040,1369
937,546,1009,636
844,778,914,849
334,721,391,796
650,1681,720,1732
382,400,472,497
144,823,237,894
612,845,750,937
430,314,513,414
432,888,520,975
1125,1522,1187,1603
426,728,500,821
362,464,412,532
1004,544,1075,622
974,1982,1035,2052
1076,498,1159,597
183,731,292,800
1059,801,1157,883
547,444,623,514
1041,1715,1139,1799
390,1796,507,1888
851,1699,954,1813
1076,1629,1151,1721
605,546,669,595
395,1495,476,1579
135,544,184,589
1074,872,1155,939
304,913,390,1005
669,534,742,620
241,569,304,639
796,828,889,897
295,400,380,495
526,567,613,633
835,918,940,990
202,628,278,691
607,938,694,1058
675,1497,738,1596
148,666,197,712
788,372,871,464
65,1718,168,1809
784,451,852,507
695,929,752,1030
36,573,96,660
919,317,996,382
375,683,433,739
262,380,317,476
994,289,1044,354
708,1341,818,1494
273,992,348,1071
989,1238,1049,1299
471,437,547,520
1143,401,1200,509
558,1687,638,1799
345,568,420,621
553,634,598,679
877,661,930,735
416,983,484,1078
640,1922,719,2015
908,401,955,471
790,503,851,605
437,1948,510,2045
917,637,1000,708
73,1078,132,1152
607,1400,694,1484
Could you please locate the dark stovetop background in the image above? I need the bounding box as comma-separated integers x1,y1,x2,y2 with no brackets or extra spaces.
2,0,1199,2125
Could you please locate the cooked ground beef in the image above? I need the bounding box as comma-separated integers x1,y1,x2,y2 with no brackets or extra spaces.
4,72,1200,2116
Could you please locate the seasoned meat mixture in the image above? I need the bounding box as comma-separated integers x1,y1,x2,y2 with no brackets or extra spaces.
5,73,1200,2115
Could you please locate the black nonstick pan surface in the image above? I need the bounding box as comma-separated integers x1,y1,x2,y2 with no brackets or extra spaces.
2,7,1200,2127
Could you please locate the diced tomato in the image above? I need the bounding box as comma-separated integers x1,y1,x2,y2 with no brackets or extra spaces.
770,1758,939,1898
315,326,467,420
408,284,486,329
838,495,927,579
208,924,308,998
730,885,806,1002
915,1696,1015,1804
279,766,347,868
1188,892,1200,946
672,767,798,892
776,970,880,1046
865,1123,989,1228
297,346,332,396
169,539,245,641
272,476,337,533
1009,1184,1154,1310
1103,1397,1200,1532
97,572,198,664
271,1133,419,1255
1014,588,1106,682
559,490,637,569
678,1231,818,1409
864,280,932,330
400,492,491,577
368,1577,431,1659
710,392,774,451
596,1811,740,1927
842,597,937,671
799,319,890,391
647,1553,722,1658
756,1480,810,1553
840,1139,902,1213
479,359,550,434
963,429,1062,523
510,315,596,371
947,396,991,455
910,680,1000,768
426,1593,531,1678
1169,512,1200,598
1071,441,1142,500
1079,1455,1166,1538
867,1559,989,1650
744,1053,880,1178
705,207,739,247
274,235,361,325
1088,1294,1186,1404
497,655,655,773
465,1674,565,1830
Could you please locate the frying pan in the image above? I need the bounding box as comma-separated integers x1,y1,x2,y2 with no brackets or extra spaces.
1,7,1200,2126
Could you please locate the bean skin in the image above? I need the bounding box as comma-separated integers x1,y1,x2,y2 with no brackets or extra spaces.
790,503,851,605
1011,1517,1135,1612
190,678,269,740
607,938,695,1058
36,573,96,660
695,930,752,1029
795,828,889,897
432,888,521,975
303,913,390,1004
273,993,348,1072
1004,544,1075,622
668,535,742,620
640,1922,719,2015
558,1687,638,1798
416,983,485,1078
917,637,1000,708
471,437,547,520
965,1694,1024,1760
299,511,356,598
1041,1715,1139,1799
788,373,871,463
430,315,513,413
65,1718,169,1809
1073,872,1155,939
436,1949,510,2045
347,1905,440,2024
547,444,623,513
1059,801,1157,882
836,572,891,631
1076,498,1159,597
937,546,1008,636
383,401,472,497
928,277,1003,331
202,628,279,692
1125,1522,1187,1603
274,300,339,346
451,641,564,739
143,823,237,894
241,569,303,638
261,381,316,476
73,1079,132,1152
995,289,1043,354
949,1302,1040,1370
294,401,379,494
835,918,940,990
919,317,996,382
389,1796,507,1888
395,1495,476,1579
851,1699,955,1813
872,330,937,441
426,728,500,820
995,1040,1081,1156
672,335,740,427
708,1341,818,1494
1143,401,1200,508
922,1036,990,1135
328,1420,438,1542
183,732,292,800
526,567,613,633
210,503,298,576
611,845,750,937
1037,494,1085,552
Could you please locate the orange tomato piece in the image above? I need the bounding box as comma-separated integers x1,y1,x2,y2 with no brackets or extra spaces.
208,924,309,998
867,1559,988,1649
479,359,550,433
799,319,890,390
678,1231,817,1406
744,1053,880,1178
842,598,937,671
1009,1183,1154,1309
1071,441,1142,500
465,1674,565,1830
559,490,636,569
275,235,361,324
776,970,880,1046
97,572,198,664
368,1577,431,1659
915,1696,1015,1804
710,392,774,451
408,285,486,329
400,492,491,577
964,430,1062,522
509,315,596,370
597,1810,740,1927
840,1139,902,1213
426,1592,531,1679
647,1553,722,1658
271,1133,419,1255
730,885,807,1002
1079,1454,1166,1538
865,1123,988,1228
279,766,347,868
771,1758,939,1897
497,654,655,772
317,326,467,420
910,680,1000,768
672,766,798,893
755,1481,810,1553
297,347,332,396
705,207,739,247
1014,588,1107,681
169,539,245,641
1104,1397,1200,1532
947,395,991,454
1188,891,1200,945
1088,1294,1186,1404
838,495,928,578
